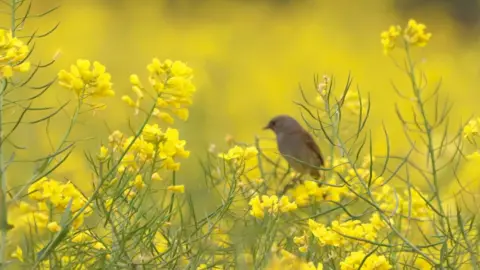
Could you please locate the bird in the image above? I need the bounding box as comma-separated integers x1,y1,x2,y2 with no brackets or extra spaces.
263,115,324,190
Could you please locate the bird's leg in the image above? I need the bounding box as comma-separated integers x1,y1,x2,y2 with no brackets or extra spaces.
292,173,304,185
279,173,304,196
280,183,295,196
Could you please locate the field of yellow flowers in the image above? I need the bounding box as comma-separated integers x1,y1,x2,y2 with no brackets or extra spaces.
1,0,480,269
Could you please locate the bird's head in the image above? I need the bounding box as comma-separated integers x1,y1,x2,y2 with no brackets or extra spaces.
263,115,302,134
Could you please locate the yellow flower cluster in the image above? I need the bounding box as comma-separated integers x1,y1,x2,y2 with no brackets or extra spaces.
315,74,330,103
70,231,106,249
249,194,297,219
266,249,323,270
380,25,401,55
0,29,30,78
58,59,115,99
462,116,480,160
293,231,309,253
11,246,23,262
11,234,109,267
24,177,92,229
463,117,480,142
14,201,49,230
403,19,432,47
291,179,351,206
340,251,391,270
373,185,434,220
290,156,381,207
308,213,388,250
343,90,369,116
123,59,195,123
218,145,258,163
381,19,432,54
106,124,190,173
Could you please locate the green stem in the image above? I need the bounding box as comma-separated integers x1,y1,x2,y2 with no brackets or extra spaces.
0,79,7,266
167,171,176,223
404,44,446,229
9,91,82,204
0,0,17,264
34,94,158,266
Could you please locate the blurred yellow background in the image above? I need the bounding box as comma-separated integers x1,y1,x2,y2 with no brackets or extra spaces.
4,0,480,200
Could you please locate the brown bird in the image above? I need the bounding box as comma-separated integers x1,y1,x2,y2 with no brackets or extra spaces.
263,115,324,181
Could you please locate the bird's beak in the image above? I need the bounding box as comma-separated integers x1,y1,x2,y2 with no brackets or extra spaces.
263,123,271,130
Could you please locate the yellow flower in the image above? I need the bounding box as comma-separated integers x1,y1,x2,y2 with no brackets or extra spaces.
463,118,479,142
28,177,48,200
11,245,23,262
71,232,92,243
47,221,61,232
167,185,185,193
123,189,137,200
122,95,136,107
2,65,12,77
380,25,401,54
37,201,48,211
110,126,189,175
58,59,114,99
248,195,264,219
381,19,431,54
93,241,106,250
403,19,432,47
261,195,279,214
292,184,311,207
369,212,387,231
130,74,142,86
19,201,34,213
467,151,480,160
97,145,110,162
153,110,175,124
72,213,85,229
154,231,169,253
151,172,163,181
118,153,137,173
340,251,391,270
127,59,195,122
0,29,30,78
308,212,390,251
132,175,145,190
156,128,190,171
248,195,296,219
123,75,145,115
172,108,189,121
108,130,124,149
400,188,434,219
104,198,113,211
218,145,258,162
293,231,309,253
142,123,164,143
278,195,297,212
266,249,323,270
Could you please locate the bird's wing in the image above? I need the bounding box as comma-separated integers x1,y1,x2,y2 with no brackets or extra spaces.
302,131,324,166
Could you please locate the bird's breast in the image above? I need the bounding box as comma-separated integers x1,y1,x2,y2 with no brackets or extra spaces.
277,133,303,158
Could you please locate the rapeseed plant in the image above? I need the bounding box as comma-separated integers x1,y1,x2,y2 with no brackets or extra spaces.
0,1,478,269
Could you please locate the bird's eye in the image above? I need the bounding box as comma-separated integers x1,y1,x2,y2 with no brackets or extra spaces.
270,120,276,127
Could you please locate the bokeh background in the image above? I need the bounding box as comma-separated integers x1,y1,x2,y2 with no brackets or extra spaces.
3,0,480,204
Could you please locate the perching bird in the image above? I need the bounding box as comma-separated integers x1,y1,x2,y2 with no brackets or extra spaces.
263,115,324,181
